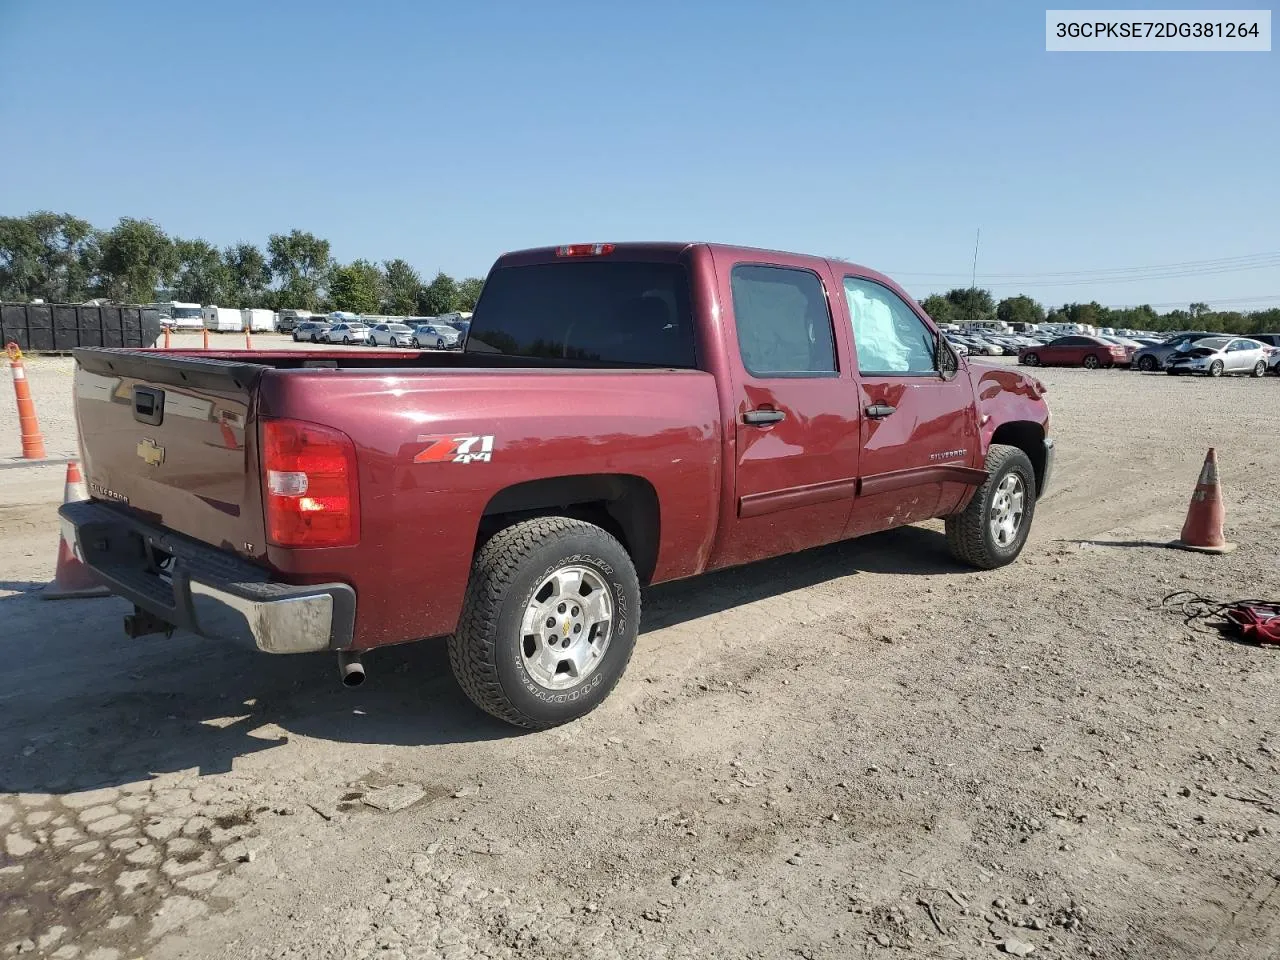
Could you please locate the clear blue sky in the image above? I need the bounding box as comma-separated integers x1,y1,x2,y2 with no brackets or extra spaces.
2,0,1276,309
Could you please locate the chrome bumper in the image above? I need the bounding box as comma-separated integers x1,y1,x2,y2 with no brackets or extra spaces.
58,500,355,654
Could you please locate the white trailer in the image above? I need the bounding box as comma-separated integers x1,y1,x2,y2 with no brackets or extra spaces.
153,301,204,329
202,306,244,332
241,308,275,332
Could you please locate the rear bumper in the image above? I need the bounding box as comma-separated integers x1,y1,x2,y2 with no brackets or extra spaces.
58,500,355,654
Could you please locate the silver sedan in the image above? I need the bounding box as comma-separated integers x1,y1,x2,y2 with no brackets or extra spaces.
1165,336,1272,378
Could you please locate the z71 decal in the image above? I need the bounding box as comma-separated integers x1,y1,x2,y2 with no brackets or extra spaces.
414,434,496,464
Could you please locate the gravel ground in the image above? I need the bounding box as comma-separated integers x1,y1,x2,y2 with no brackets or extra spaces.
1,357,1277,960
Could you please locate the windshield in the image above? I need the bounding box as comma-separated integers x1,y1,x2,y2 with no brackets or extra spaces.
468,259,697,367
389,324,411,332
172,307,201,319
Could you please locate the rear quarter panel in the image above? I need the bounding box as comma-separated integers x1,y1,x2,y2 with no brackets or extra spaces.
258,368,721,649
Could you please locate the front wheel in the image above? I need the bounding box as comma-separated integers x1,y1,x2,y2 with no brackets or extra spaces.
1023,353,1039,366
1209,360,1224,378
1138,355,1157,372
1251,360,1265,378
945,444,1036,570
1082,354,1100,369
437,338,445,349
411,338,421,348
343,337,351,345
449,517,640,729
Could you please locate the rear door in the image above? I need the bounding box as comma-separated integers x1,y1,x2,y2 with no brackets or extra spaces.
837,274,982,537
713,254,860,567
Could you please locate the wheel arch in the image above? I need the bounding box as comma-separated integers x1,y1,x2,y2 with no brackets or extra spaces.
989,421,1048,496
478,474,661,584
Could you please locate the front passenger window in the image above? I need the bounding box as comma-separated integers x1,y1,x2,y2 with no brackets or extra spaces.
843,277,938,375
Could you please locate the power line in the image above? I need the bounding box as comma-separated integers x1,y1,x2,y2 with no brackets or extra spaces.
891,251,1280,283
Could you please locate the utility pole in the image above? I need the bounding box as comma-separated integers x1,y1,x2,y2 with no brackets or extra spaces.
971,228,981,289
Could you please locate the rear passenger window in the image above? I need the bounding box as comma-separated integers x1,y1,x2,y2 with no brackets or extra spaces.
843,277,937,375
731,265,836,377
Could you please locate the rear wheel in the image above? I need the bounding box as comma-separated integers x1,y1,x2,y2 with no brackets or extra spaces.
1209,360,1224,378
343,337,351,345
449,517,640,729
1252,360,1266,378
412,338,421,348
1138,355,1157,372
437,337,445,349
1082,354,1100,369
1023,353,1039,366
945,444,1036,570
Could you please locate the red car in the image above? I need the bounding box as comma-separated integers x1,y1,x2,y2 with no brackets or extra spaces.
1019,336,1127,369
63,241,1054,729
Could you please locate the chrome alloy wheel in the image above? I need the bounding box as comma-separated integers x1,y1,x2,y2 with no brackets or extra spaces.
520,565,614,690
990,473,1026,548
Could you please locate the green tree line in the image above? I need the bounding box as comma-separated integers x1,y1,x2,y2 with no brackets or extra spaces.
0,212,485,316
920,287,1280,337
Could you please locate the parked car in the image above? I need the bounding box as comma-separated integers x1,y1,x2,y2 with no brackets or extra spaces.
369,323,415,347
1166,336,1270,377
943,335,969,357
412,323,460,349
1018,335,1127,369
1130,332,1220,372
1096,335,1141,366
323,322,370,344
963,337,1004,356
293,321,332,343
61,240,1053,730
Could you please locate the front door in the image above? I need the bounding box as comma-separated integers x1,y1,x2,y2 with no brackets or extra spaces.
712,258,861,569
837,275,982,538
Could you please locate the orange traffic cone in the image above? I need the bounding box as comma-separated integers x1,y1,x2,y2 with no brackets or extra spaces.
43,461,112,599
6,341,46,459
244,327,252,350
163,326,171,348
202,328,210,350
1171,448,1237,555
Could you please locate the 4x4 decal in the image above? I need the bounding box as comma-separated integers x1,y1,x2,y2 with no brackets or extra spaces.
414,435,496,464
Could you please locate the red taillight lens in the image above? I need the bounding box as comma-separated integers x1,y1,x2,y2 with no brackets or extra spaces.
261,418,359,548
555,243,615,257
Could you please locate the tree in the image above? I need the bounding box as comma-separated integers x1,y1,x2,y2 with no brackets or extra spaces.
224,242,271,308
172,238,230,304
267,230,332,310
996,295,1045,327
456,277,484,312
97,218,177,303
944,287,995,326
1189,302,1211,319
329,259,383,314
417,271,458,315
382,258,422,315
0,212,99,301
919,294,954,325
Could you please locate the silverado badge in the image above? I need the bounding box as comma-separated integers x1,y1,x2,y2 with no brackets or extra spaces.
136,438,165,467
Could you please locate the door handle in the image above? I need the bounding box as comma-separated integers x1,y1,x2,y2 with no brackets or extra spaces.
742,408,786,426
865,403,896,419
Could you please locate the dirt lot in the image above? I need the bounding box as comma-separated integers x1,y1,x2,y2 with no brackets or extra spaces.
1,355,1277,960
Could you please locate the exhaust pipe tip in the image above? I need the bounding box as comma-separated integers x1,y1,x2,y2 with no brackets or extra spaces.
338,652,365,688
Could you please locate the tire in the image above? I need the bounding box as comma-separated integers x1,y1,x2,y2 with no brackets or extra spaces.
1138,355,1157,372
449,517,641,729
1251,360,1265,378
310,334,319,343
436,338,445,349
1082,354,1100,369
1023,353,1039,366
412,338,420,348
945,444,1037,570
343,337,351,345
1209,360,1224,378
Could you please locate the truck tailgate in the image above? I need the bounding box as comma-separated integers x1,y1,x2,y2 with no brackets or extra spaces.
72,348,269,562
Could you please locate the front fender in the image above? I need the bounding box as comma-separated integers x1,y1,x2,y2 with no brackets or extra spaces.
966,361,1051,453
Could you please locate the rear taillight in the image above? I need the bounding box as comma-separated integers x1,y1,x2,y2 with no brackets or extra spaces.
556,243,615,257
261,418,360,548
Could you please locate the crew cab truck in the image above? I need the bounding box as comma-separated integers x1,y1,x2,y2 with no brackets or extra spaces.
62,242,1053,729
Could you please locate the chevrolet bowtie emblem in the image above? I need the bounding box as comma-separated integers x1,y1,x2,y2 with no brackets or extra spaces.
137,438,165,467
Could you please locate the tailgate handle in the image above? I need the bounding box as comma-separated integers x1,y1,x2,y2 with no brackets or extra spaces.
133,386,165,425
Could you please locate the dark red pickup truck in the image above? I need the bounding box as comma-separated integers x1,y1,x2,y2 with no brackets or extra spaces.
62,242,1053,728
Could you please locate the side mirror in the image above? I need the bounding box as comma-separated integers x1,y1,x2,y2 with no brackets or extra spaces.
937,335,959,379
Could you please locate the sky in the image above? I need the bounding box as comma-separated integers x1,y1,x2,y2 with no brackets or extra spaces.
1,0,1277,310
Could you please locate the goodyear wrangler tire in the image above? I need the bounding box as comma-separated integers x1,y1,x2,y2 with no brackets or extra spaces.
945,444,1037,570
449,517,640,729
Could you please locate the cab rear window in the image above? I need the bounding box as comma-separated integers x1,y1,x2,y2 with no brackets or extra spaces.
467,260,696,368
